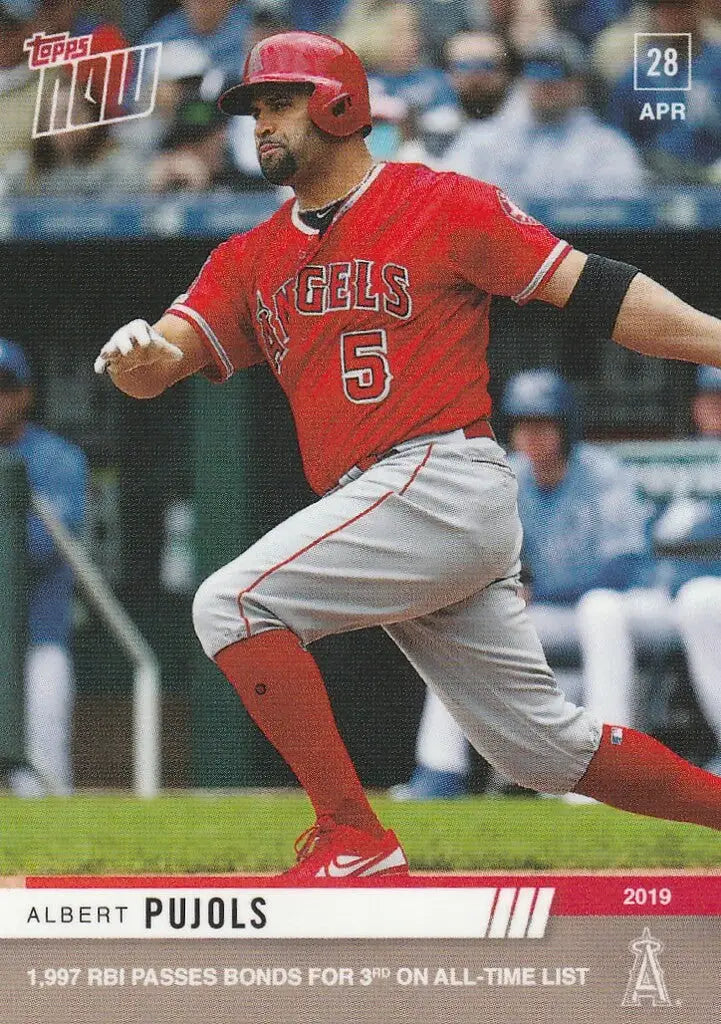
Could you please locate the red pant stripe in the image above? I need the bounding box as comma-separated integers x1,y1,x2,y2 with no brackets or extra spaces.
237,443,435,638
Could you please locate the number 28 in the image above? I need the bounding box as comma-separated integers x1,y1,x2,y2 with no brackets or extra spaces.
340,329,393,403
647,47,679,78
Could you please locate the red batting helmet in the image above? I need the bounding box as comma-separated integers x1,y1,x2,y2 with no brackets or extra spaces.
218,31,372,137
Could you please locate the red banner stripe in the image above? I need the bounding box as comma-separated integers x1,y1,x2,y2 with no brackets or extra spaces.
23,874,721,914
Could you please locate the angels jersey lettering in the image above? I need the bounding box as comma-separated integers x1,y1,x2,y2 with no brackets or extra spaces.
168,163,570,494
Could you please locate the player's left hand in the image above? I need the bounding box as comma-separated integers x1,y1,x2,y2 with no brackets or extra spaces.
94,319,183,376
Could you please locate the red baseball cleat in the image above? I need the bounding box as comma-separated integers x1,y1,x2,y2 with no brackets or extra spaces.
282,815,409,881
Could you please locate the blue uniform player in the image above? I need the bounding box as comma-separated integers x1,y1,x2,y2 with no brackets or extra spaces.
571,367,721,780
392,369,653,800
0,339,87,796
645,365,721,775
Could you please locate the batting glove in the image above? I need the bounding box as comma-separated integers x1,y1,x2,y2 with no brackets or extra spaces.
94,319,183,375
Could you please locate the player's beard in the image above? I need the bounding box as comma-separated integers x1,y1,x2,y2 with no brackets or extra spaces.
458,86,507,121
259,146,299,185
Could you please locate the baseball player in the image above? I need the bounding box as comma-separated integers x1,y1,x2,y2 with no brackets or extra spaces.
392,368,655,801
670,366,721,775
0,338,88,797
584,363,721,778
95,31,721,879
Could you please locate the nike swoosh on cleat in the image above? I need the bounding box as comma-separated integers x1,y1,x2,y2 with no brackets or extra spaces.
317,848,407,878
358,847,408,876
320,854,386,878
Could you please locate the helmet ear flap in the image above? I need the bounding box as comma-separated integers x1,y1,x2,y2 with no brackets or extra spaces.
309,83,355,136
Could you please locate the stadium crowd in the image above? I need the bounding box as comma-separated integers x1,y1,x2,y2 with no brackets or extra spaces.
1,0,721,197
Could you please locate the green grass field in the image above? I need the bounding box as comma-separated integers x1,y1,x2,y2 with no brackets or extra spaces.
3,792,721,875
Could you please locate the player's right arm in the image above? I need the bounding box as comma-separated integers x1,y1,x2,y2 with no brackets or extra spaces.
94,314,210,398
95,235,263,398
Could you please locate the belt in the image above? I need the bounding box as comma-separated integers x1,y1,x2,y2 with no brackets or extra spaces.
462,415,496,442
350,416,496,477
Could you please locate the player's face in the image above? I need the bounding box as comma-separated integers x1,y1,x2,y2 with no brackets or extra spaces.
453,68,511,119
510,419,565,474
528,77,581,122
250,86,322,186
0,380,31,443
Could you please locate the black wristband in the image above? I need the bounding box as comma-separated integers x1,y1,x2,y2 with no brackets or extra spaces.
564,254,640,341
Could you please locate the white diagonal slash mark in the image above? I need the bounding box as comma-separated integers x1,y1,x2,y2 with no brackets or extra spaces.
507,887,537,938
488,887,517,938
526,887,555,938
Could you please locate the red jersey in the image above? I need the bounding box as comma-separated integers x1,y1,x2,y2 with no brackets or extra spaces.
168,162,570,495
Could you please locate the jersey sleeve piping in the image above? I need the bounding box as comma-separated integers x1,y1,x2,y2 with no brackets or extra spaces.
167,302,235,381
511,239,572,305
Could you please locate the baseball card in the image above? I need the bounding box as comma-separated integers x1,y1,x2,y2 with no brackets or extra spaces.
1,2,721,1021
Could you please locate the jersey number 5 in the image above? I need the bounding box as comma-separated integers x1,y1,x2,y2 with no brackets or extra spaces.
340,329,392,404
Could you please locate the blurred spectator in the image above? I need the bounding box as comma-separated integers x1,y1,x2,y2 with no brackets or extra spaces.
285,0,348,32
412,103,464,161
372,2,456,111
363,88,446,164
444,32,647,202
366,90,413,160
149,72,254,192
652,366,721,775
416,0,556,54
340,2,456,112
141,0,253,75
114,38,212,159
550,0,634,46
338,0,400,69
406,0,471,62
0,338,87,797
593,1,721,86
390,368,654,801
3,79,147,196
592,2,655,84
0,0,131,191
36,4,129,120
0,1,41,168
38,0,124,37
608,0,721,180
446,30,521,121
3,86,144,196
408,30,521,163
500,0,557,51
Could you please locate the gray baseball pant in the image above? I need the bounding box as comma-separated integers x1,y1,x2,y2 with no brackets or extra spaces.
192,431,602,794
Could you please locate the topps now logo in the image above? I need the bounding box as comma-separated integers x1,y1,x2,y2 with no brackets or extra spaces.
23,31,161,138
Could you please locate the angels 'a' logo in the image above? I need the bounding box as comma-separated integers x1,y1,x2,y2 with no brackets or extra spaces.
495,188,541,227
621,927,673,1008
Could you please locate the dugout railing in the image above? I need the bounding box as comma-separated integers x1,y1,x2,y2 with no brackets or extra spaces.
0,461,161,797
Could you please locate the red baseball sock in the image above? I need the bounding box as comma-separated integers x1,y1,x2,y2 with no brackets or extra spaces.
214,629,384,837
574,724,721,830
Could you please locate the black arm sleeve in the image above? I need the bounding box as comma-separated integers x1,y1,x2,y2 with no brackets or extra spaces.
564,254,640,341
